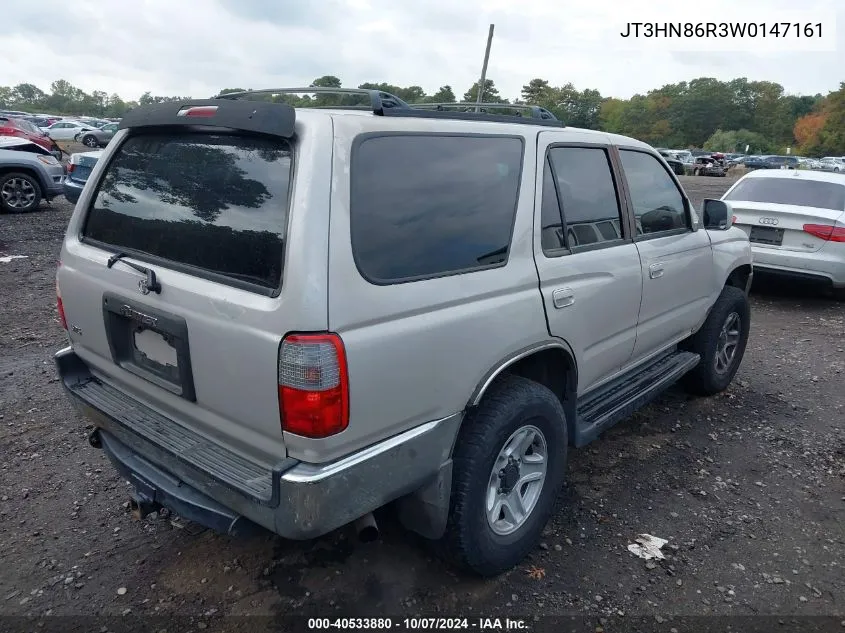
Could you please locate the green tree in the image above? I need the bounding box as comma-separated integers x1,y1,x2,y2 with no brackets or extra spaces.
310,75,342,88
463,79,504,103
599,98,627,133
670,78,734,147
807,82,845,156
11,83,47,108
704,129,772,154
521,78,552,103
748,81,792,145
426,85,456,103
0,86,13,108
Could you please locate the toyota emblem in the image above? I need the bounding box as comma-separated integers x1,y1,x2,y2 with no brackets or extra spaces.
758,217,779,225
138,279,151,295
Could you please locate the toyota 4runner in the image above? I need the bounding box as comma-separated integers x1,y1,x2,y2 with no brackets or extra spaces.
54,89,752,576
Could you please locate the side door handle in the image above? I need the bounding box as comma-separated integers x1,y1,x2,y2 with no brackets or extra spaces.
649,262,665,279
552,287,575,309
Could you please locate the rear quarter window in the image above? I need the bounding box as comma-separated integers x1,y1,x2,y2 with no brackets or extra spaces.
82,133,293,294
350,134,524,283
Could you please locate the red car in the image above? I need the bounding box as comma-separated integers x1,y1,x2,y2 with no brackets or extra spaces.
0,116,63,157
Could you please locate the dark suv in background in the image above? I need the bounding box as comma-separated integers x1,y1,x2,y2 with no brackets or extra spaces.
744,155,799,171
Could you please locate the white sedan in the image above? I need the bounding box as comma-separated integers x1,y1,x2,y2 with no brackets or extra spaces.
40,120,96,140
723,169,845,299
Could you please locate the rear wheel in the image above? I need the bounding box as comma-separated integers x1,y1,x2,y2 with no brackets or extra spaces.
0,172,42,213
439,375,568,576
682,286,750,396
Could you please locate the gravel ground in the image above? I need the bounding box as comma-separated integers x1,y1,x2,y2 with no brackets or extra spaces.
0,176,843,630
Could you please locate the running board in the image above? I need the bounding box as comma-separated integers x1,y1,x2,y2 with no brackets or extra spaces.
574,351,700,447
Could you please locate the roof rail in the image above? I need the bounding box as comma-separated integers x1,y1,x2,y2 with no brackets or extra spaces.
413,102,558,120
214,87,411,115
385,101,565,127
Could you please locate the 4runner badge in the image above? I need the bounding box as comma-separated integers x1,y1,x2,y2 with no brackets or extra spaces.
119,305,158,327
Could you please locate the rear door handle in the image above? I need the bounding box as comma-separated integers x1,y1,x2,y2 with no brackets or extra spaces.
552,287,575,308
649,263,665,279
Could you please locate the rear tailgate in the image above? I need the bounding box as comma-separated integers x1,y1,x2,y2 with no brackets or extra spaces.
57,101,330,470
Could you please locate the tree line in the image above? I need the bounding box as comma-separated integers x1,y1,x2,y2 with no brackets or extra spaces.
2,76,843,156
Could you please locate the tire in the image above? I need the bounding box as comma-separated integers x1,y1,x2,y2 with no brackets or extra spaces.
681,285,750,396
82,134,99,148
439,375,568,576
0,172,43,213
693,168,701,176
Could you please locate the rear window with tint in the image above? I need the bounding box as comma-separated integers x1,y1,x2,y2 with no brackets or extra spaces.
350,134,523,283
725,177,845,211
83,133,292,293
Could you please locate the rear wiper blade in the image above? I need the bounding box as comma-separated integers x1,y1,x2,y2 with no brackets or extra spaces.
106,252,162,294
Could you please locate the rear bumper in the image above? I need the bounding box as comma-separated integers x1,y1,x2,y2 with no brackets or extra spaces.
55,346,460,539
63,178,85,204
751,244,845,288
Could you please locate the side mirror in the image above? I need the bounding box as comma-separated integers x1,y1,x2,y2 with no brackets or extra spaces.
702,199,733,230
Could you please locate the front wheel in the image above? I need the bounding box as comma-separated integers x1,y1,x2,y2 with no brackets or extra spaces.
681,285,750,396
82,134,99,148
439,375,568,576
0,172,43,213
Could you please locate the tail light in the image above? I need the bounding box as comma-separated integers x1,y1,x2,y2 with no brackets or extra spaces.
56,263,67,330
732,215,737,225
278,333,349,438
66,162,75,175
803,223,845,243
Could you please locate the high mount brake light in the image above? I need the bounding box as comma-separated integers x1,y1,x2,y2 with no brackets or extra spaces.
176,105,218,118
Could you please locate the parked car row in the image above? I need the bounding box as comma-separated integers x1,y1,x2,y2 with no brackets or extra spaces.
655,147,845,176
0,110,121,150
0,115,64,158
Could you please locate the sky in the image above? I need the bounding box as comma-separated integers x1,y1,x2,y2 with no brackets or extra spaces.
2,0,842,103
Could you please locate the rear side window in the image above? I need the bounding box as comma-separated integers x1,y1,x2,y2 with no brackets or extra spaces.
350,134,523,283
725,177,845,211
547,146,624,249
83,133,292,293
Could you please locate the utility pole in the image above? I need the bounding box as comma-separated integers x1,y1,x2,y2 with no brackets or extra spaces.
475,24,495,112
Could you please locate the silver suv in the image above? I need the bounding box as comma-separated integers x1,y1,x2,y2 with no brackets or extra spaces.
54,89,752,576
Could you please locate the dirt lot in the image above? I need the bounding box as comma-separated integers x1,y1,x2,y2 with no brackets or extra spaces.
0,176,843,629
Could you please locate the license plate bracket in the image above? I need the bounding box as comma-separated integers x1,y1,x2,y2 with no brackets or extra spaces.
102,292,196,401
749,226,784,246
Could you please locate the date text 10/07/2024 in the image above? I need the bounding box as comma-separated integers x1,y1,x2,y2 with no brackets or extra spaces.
620,22,823,38
307,618,529,630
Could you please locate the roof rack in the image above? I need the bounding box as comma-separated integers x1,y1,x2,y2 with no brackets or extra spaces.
414,102,557,119
388,102,565,127
215,87,411,115
215,88,565,127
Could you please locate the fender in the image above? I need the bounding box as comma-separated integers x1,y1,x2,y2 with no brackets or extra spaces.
398,339,578,541
466,339,578,409
696,227,753,331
